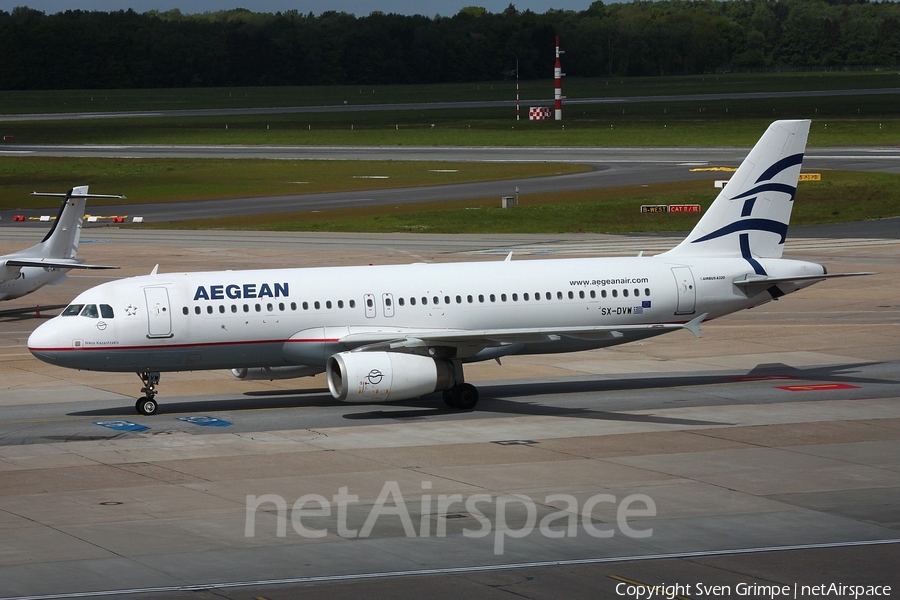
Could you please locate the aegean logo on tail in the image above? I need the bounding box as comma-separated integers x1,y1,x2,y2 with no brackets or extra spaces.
691,151,804,247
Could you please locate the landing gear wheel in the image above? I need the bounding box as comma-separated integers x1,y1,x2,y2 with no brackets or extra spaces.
451,383,479,410
136,397,158,416
135,370,161,416
442,388,457,408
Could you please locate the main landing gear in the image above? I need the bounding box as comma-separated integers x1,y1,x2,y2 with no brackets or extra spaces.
135,370,160,416
443,383,479,410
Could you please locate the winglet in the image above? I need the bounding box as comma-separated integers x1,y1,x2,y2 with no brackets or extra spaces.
683,313,708,339
150,264,159,275
504,251,513,262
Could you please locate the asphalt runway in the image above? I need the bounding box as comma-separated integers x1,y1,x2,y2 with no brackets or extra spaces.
0,229,898,599
2,145,900,225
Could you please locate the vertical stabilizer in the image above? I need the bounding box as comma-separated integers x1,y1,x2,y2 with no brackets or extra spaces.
36,186,89,260
663,120,810,263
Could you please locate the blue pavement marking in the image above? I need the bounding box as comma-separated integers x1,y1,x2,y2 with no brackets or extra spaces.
94,420,150,432
176,415,232,427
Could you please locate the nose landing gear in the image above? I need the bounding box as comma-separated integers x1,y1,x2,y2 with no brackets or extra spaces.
136,370,160,415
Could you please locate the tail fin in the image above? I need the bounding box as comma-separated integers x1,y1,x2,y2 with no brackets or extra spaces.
663,120,810,264
13,186,90,260
23,186,125,260
5,186,122,273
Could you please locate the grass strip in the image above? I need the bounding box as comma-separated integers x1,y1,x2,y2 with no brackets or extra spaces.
152,171,900,234
0,157,586,211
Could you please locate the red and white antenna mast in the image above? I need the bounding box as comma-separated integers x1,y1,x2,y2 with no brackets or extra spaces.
554,36,564,121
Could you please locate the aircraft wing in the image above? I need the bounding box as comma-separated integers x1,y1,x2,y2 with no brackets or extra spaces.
4,259,119,270
339,313,708,353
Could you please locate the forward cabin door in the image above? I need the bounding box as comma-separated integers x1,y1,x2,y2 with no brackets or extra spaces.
144,287,173,338
671,267,696,315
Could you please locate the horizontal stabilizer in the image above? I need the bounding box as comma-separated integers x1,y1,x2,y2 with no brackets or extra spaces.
31,191,126,199
5,259,119,270
733,272,874,287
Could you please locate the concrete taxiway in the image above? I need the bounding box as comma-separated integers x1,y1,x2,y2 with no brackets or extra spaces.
0,228,898,599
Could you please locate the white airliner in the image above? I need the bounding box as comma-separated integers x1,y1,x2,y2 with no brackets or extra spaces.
1,186,122,303
28,121,870,416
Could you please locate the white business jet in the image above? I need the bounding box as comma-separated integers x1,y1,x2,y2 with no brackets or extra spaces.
28,121,870,416
1,186,122,303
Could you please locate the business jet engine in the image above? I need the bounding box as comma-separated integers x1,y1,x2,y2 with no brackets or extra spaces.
326,351,456,402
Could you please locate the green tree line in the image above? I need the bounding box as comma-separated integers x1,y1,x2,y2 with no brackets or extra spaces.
1,0,899,90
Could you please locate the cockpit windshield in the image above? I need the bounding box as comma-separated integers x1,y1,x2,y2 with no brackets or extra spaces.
60,304,114,318
62,304,84,316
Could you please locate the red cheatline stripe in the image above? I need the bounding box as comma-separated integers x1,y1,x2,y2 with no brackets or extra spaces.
775,383,860,392
30,338,341,353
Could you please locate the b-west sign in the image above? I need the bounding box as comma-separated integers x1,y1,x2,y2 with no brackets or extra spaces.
641,204,701,214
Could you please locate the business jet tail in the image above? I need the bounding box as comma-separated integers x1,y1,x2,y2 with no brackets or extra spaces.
663,119,810,261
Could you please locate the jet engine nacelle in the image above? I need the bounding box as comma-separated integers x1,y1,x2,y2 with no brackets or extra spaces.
326,351,455,403
231,365,323,381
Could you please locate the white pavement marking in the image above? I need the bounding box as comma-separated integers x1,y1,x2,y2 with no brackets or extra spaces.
2,539,897,600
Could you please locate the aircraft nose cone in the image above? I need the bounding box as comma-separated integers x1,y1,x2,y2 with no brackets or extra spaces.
28,322,59,363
